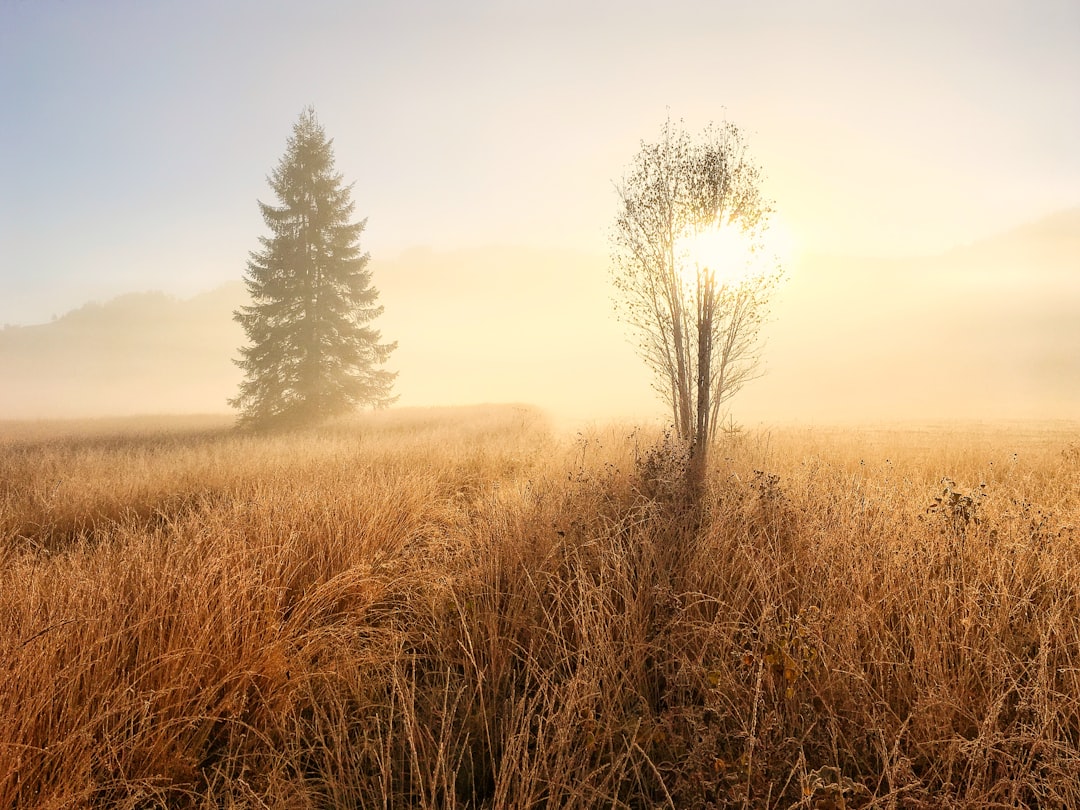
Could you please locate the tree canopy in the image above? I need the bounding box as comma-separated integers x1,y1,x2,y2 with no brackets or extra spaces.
231,108,396,427
611,117,782,480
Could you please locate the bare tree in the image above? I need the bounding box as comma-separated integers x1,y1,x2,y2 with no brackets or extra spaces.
611,117,782,490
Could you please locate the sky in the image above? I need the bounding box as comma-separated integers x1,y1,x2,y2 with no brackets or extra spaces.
2,0,1078,326
1,0,1078,423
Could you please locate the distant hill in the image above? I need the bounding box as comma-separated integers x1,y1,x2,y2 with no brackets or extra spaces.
0,285,246,418
2,209,1078,422
0,246,649,421
741,207,1080,421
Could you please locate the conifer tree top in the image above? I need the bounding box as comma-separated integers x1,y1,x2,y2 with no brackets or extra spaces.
231,107,396,428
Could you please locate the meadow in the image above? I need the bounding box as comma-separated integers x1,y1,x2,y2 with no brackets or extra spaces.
2,406,1080,808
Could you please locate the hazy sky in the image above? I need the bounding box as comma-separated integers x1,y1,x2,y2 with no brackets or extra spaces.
2,0,1078,328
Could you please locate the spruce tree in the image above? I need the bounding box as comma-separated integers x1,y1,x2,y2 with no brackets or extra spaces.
231,107,396,427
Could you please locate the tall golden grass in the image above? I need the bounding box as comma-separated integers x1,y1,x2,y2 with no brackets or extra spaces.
2,406,1079,808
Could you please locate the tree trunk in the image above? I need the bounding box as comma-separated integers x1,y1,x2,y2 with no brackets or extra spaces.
688,269,716,498
668,247,692,440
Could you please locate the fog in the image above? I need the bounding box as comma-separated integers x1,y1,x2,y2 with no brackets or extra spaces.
2,1,1077,426
2,208,1078,425
744,209,1080,423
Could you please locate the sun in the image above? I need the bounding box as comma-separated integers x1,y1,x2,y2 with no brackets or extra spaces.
679,222,758,289
677,216,793,291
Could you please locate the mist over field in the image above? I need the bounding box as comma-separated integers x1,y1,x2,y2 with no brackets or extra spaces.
3,209,1077,424
5,2,1080,805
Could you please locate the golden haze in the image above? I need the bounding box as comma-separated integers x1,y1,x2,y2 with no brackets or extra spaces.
1,208,1078,424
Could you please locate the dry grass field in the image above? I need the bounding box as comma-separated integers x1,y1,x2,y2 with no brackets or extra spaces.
2,406,1080,808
